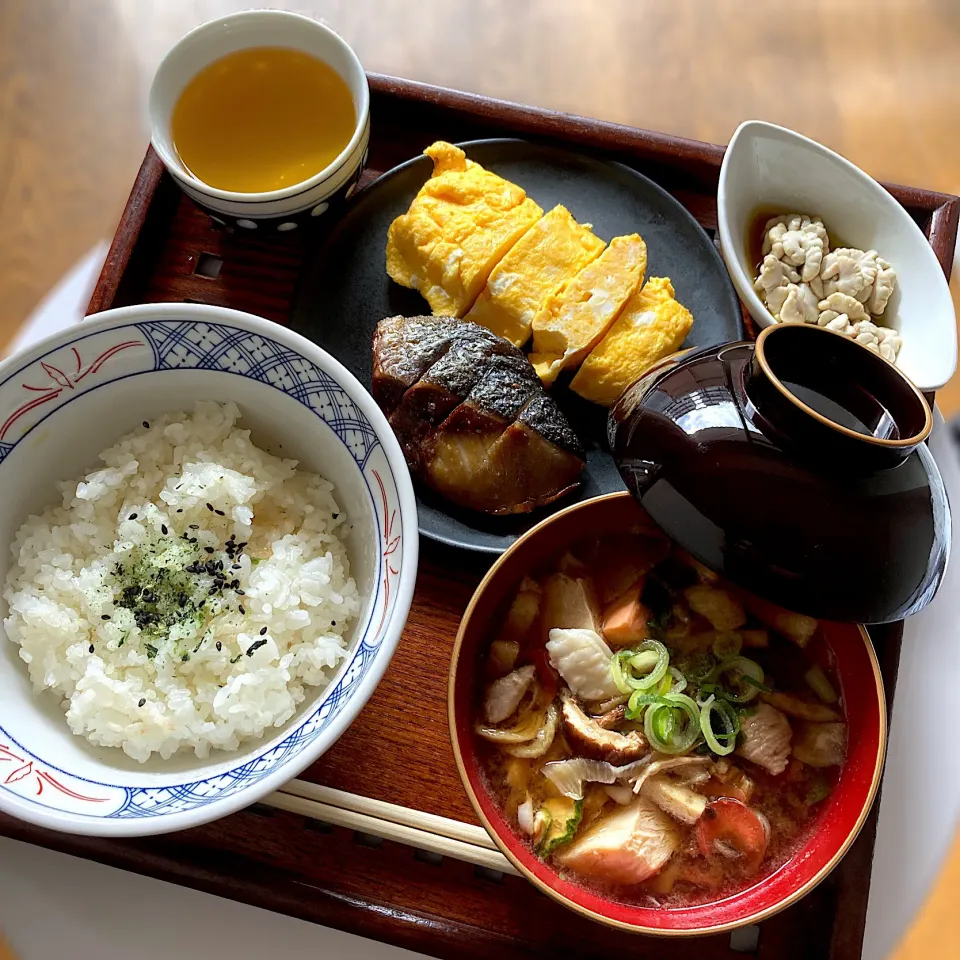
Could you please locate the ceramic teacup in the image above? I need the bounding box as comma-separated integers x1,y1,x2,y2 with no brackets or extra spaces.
148,10,370,232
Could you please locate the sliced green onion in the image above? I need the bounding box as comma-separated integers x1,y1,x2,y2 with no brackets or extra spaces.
718,698,741,737
629,650,661,672
700,694,738,756
655,667,687,697
711,632,743,659
805,664,838,704
611,640,669,694
652,705,674,742
625,690,661,720
667,667,687,694
644,693,700,754
611,651,631,694
707,656,766,703
742,674,772,693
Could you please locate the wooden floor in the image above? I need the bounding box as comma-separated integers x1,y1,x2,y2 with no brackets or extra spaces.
0,1,958,955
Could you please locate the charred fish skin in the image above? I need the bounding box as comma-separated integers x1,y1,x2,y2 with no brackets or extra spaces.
416,326,521,398
387,329,520,470
420,354,540,476
516,393,585,461
464,354,541,421
371,315,460,410
422,354,537,451
371,315,586,515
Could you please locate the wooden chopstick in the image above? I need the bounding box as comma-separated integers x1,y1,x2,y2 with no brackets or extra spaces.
278,779,501,850
265,790,519,875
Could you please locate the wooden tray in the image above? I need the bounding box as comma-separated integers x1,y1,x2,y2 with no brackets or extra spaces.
2,74,957,960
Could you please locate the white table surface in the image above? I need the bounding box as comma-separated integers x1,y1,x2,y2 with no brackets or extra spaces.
2,246,959,960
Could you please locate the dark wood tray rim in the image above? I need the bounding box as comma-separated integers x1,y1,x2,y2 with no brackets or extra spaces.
3,72,953,960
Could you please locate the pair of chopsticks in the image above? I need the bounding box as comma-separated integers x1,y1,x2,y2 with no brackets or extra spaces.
269,780,519,876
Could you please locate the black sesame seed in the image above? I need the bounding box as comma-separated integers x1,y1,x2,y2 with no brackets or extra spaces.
189,524,199,530
214,509,225,517
259,626,268,636
332,513,339,520
331,620,337,626
231,580,240,589
138,698,146,707
161,525,168,535
228,534,236,541
216,641,222,651
176,509,183,514
88,644,95,653
238,605,245,615
232,564,240,570
204,546,215,554
101,614,111,621
206,503,214,511
128,513,138,520
142,421,149,428
236,589,245,596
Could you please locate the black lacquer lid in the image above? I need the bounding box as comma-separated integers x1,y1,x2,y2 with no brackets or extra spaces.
609,324,948,623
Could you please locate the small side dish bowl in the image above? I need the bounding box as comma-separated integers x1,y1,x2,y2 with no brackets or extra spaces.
148,10,370,229
0,303,417,836
717,120,956,391
449,492,886,936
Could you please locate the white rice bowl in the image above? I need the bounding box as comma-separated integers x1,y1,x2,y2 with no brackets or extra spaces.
3,401,360,763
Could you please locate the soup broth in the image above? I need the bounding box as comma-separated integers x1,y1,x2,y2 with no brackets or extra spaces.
475,532,846,907
171,47,356,193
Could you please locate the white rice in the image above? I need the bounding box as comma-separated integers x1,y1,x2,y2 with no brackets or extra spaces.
2,401,359,762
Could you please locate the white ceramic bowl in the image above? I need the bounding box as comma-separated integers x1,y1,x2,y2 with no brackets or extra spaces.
149,10,370,230
0,304,417,836
718,120,957,391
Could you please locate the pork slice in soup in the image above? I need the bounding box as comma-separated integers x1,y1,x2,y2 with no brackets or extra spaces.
475,532,846,907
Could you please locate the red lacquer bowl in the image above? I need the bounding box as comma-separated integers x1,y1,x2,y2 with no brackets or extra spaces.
448,492,887,936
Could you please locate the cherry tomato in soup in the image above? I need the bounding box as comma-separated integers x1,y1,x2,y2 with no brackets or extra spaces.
696,798,768,871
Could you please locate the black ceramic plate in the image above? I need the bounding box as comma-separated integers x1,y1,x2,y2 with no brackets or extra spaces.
293,139,743,553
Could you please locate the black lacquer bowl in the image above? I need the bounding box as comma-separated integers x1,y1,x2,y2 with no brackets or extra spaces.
609,323,949,623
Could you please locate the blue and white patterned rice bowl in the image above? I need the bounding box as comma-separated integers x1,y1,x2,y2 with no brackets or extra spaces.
0,303,417,836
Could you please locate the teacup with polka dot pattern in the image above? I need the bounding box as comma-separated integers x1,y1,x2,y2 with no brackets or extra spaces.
149,10,370,230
